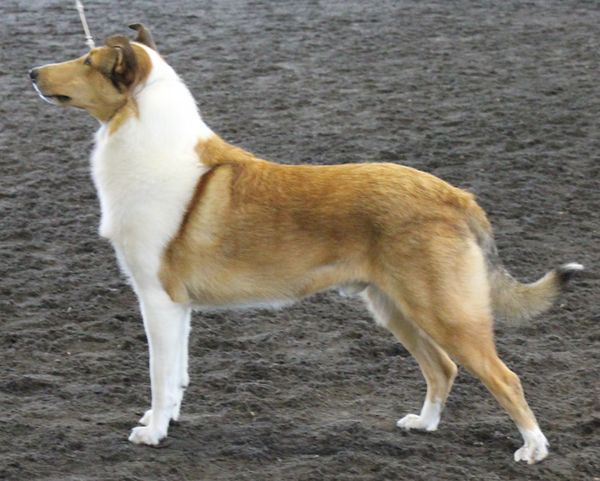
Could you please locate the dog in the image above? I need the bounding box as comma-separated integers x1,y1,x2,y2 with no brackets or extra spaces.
30,24,582,464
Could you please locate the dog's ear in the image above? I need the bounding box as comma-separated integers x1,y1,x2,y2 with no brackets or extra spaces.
104,35,138,88
129,23,158,52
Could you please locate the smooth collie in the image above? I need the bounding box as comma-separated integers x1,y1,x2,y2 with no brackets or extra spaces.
30,24,582,463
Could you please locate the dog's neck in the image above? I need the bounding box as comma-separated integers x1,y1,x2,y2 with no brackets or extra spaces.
98,43,213,138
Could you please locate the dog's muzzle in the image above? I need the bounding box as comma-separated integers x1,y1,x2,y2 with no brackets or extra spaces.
29,69,71,105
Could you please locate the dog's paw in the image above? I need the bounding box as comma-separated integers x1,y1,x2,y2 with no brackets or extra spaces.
128,425,165,446
139,401,183,426
514,437,549,464
139,409,152,426
396,413,439,432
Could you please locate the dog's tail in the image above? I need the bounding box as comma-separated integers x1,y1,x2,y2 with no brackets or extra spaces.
467,199,583,321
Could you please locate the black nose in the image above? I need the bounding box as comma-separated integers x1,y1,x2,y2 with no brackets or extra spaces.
29,68,39,81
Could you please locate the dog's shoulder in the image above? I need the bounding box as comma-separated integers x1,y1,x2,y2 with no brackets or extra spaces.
196,134,266,168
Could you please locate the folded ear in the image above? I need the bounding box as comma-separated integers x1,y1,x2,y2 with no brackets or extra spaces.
129,23,158,52
104,35,138,87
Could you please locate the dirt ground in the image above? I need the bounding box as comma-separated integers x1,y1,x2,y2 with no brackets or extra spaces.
1,1,599,480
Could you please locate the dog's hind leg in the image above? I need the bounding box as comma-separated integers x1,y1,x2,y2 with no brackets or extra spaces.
362,286,457,432
455,342,548,464
424,311,549,463
379,239,548,463
129,288,190,445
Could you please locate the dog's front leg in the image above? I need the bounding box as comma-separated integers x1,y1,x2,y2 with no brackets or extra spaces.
129,289,190,446
138,308,191,424
173,312,191,420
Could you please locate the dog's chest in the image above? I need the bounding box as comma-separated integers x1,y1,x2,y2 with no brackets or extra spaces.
90,127,202,258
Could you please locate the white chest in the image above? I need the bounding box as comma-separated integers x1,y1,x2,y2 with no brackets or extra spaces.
90,121,206,281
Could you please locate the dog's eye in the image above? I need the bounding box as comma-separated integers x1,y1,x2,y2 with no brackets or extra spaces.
84,56,92,66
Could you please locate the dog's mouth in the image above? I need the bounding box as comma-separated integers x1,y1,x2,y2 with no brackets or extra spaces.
47,94,72,104
32,82,71,105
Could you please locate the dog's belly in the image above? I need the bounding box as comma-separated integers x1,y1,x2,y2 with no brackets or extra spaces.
192,296,295,311
189,282,366,311
168,257,366,308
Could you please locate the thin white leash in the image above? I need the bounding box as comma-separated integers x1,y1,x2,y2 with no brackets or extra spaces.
75,0,95,49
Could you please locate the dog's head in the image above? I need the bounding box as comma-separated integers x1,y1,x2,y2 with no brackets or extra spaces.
29,24,157,122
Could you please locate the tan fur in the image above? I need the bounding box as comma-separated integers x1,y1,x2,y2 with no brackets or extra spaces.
32,40,151,131
364,286,458,411
161,136,478,306
158,134,575,449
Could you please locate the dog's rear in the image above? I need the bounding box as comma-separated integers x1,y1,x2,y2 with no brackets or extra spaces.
361,195,582,464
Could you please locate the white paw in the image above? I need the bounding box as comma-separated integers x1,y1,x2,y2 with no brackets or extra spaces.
514,427,549,464
128,425,165,446
514,440,549,464
514,443,548,464
397,413,439,431
139,409,152,426
138,398,183,426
